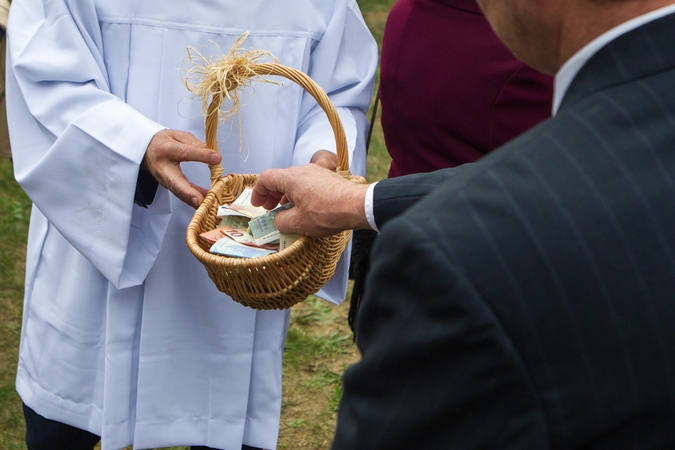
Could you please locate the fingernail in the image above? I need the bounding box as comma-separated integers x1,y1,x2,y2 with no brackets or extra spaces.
210,154,221,164
192,196,200,207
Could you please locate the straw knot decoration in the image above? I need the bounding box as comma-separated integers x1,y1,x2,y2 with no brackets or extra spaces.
185,33,366,310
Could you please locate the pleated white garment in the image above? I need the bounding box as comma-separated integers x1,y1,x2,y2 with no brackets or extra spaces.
7,1,377,448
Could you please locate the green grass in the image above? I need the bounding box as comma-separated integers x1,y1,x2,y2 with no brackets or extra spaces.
0,157,31,449
285,308,352,366
278,296,359,450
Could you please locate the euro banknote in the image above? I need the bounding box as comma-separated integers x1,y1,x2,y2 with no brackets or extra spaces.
279,233,301,251
210,238,277,258
227,187,268,218
248,203,293,243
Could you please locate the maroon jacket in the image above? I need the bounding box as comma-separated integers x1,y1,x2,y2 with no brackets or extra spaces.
380,0,553,178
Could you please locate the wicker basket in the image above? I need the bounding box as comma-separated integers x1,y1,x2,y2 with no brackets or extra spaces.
186,63,364,310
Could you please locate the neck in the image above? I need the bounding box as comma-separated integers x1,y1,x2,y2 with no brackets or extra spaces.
554,0,675,71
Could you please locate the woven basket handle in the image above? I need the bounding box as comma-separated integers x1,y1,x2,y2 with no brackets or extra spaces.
204,63,350,187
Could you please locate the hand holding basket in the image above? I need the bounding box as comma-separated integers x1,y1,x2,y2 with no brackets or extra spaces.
185,36,365,310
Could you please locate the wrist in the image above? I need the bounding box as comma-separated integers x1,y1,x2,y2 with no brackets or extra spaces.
337,181,371,231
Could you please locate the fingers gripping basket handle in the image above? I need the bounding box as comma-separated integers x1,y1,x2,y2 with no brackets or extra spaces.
186,58,361,310
204,63,351,187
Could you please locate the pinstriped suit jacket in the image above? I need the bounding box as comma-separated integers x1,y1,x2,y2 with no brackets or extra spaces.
334,12,675,450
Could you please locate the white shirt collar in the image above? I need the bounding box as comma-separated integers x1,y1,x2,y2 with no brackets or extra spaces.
553,3,675,115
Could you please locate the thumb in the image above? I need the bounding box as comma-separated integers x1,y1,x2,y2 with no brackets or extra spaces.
273,209,301,234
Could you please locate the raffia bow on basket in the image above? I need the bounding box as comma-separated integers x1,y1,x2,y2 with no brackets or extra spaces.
185,34,366,310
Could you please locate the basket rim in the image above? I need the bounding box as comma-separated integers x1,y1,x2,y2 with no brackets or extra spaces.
184,52,357,307
186,177,336,270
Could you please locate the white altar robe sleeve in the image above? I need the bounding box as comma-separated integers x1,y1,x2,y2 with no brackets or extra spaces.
292,0,376,172
7,0,169,289
292,0,377,305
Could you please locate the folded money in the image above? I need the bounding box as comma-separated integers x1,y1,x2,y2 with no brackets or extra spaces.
248,203,293,243
200,226,279,249
217,206,252,230
279,233,301,251
210,238,277,258
200,227,230,244
219,226,279,250
253,232,280,246
227,187,268,218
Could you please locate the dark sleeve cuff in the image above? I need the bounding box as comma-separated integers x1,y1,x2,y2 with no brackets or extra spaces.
134,169,159,208
373,167,462,229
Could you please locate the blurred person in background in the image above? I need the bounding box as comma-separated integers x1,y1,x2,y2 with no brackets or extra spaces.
349,0,552,333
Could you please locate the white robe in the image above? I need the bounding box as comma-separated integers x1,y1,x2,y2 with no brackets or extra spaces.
6,1,377,449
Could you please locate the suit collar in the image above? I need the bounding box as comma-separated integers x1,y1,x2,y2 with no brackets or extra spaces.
558,10,675,114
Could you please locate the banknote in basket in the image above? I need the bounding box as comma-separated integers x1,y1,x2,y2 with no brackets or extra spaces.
210,238,277,258
227,187,268,218
248,203,293,244
219,226,279,250
216,206,252,230
200,226,279,250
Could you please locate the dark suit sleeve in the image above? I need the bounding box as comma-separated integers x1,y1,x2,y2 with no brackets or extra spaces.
373,166,466,229
333,215,549,449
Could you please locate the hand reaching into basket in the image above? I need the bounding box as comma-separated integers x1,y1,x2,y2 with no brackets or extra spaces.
271,150,338,205
142,129,222,208
251,163,371,238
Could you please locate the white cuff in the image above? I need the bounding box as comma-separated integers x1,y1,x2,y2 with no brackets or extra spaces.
365,181,379,232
